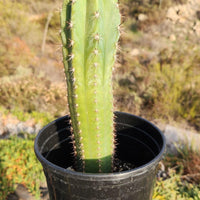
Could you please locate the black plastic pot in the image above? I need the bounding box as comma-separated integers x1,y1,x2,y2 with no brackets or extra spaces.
34,112,165,200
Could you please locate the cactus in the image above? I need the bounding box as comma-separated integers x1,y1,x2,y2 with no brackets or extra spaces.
60,0,121,173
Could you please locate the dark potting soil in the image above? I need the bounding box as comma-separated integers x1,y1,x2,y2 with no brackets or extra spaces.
69,158,136,173
45,147,136,173
113,158,136,172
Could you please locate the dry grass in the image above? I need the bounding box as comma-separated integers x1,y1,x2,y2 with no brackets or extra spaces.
0,76,68,118
0,0,200,129
115,0,200,130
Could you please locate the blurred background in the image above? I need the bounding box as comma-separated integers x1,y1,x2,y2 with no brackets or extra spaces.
0,0,200,199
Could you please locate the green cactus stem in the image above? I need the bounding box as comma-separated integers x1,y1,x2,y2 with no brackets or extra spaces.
61,0,121,173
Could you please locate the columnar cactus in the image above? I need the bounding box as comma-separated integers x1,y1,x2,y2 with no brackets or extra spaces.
61,0,121,173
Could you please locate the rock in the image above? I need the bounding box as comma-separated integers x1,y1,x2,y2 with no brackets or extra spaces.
15,184,36,200
169,34,176,41
35,123,42,134
166,3,196,24
0,112,42,138
6,123,19,136
130,48,140,56
166,7,180,23
138,13,148,22
16,122,35,134
7,184,36,200
164,125,200,155
16,122,27,134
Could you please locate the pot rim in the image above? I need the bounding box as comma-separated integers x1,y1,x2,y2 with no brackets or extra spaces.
34,111,166,180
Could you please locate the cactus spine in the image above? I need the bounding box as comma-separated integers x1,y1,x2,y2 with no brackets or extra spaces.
61,0,121,173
